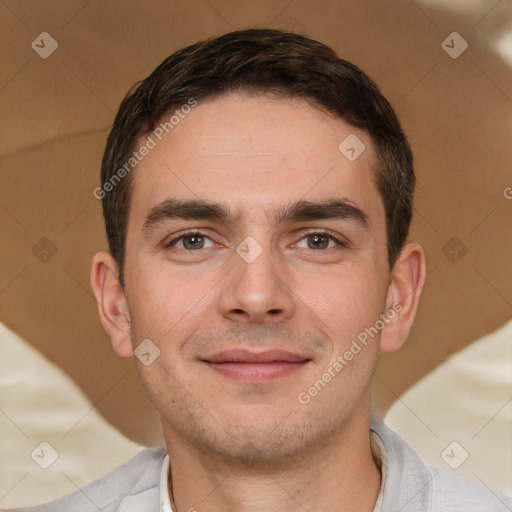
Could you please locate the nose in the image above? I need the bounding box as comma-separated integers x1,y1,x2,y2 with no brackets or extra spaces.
217,239,296,325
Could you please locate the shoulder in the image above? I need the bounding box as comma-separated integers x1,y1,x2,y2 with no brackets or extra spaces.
429,465,512,511
3,447,166,512
372,420,512,511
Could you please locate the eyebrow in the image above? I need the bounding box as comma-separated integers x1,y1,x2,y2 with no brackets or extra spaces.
141,197,370,236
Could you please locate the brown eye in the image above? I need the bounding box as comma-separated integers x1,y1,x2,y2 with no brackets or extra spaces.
181,234,205,250
166,232,215,250
307,234,330,249
295,232,343,250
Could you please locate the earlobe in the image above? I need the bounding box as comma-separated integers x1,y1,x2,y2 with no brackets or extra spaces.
90,251,133,358
380,242,426,353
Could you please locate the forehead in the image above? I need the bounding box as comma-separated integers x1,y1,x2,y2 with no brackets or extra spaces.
128,92,384,229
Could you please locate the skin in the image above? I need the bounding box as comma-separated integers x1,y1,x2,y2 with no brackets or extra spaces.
91,92,426,512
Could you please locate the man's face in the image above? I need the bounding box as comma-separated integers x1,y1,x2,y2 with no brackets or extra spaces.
122,92,391,463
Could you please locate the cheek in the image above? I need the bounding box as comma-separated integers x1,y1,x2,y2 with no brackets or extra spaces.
130,261,218,352
304,264,388,347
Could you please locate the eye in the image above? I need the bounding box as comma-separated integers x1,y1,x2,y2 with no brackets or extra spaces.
166,231,216,250
295,231,345,250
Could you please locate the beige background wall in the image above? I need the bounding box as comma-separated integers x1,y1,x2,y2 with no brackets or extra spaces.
1,0,511,447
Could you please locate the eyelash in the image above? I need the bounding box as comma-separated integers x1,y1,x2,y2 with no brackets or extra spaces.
164,229,348,250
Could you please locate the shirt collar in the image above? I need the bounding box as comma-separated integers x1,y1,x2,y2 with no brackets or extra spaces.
371,429,388,512
159,454,173,512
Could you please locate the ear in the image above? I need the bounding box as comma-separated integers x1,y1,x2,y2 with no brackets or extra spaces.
90,251,133,358
380,241,426,353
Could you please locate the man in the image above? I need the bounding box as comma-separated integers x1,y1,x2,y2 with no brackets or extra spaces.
10,29,512,511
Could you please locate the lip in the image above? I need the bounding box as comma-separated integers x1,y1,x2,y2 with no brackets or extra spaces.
200,349,312,382
203,349,309,363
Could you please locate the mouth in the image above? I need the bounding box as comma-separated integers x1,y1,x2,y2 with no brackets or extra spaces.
200,349,312,382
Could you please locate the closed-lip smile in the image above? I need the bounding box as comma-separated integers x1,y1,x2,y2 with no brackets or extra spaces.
200,349,312,382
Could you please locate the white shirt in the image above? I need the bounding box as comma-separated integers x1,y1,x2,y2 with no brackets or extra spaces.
159,431,388,512
12,421,512,510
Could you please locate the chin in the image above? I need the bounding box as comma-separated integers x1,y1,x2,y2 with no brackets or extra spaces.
195,409,331,468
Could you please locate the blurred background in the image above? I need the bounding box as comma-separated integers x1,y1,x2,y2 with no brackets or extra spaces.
1,0,511,507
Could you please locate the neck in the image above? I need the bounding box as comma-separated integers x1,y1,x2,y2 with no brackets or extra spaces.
164,417,381,512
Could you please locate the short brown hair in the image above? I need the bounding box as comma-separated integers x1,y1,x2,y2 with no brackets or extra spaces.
101,28,414,286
